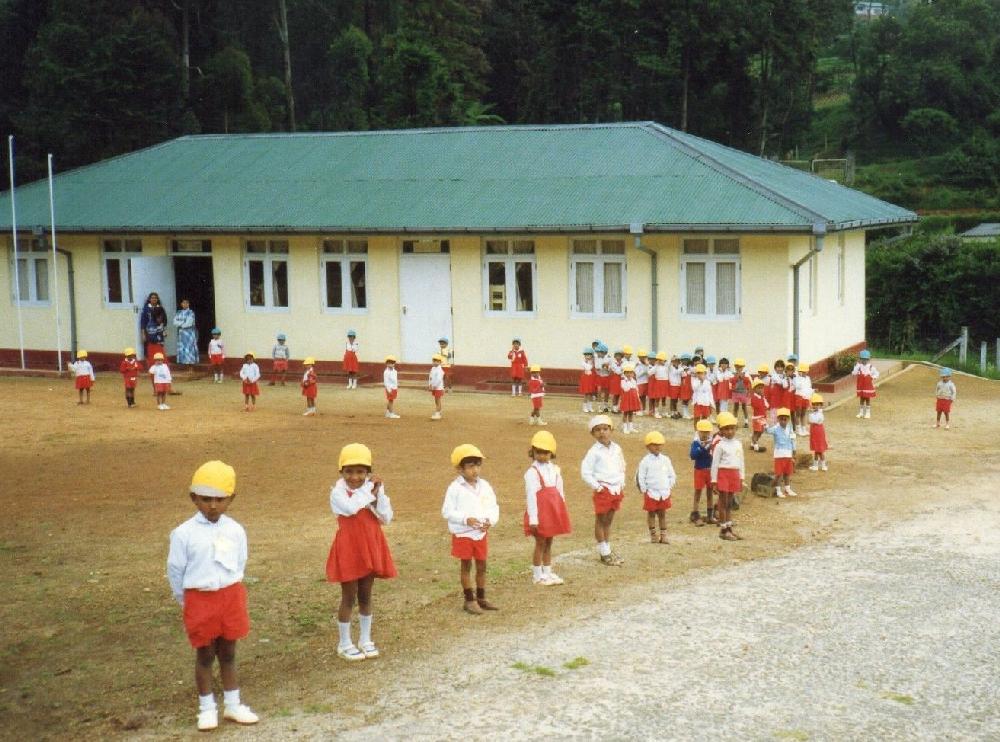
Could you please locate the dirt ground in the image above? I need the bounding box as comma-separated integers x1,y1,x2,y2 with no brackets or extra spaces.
0,364,995,739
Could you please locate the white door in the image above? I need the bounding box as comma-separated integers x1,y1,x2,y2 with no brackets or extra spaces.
399,254,452,363
131,257,177,360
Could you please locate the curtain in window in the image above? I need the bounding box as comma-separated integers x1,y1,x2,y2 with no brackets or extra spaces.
603,262,622,313
514,261,533,311
686,262,705,314
575,261,594,312
716,262,736,315
248,261,265,306
325,262,343,308
350,261,367,308
271,260,288,307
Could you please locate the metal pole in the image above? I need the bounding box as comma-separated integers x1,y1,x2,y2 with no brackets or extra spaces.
981,342,987,374
8,135,25,369
959,326,968,365
48,154,63,372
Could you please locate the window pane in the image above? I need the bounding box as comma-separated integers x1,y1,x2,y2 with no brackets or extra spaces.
603,262,623,313
124,239,142,253
16,258,28,300
106,258,123,303
485,240,508,255
247,240,267,254
716,262,737,315
325,261,343,308
323,239,344,254
488,261,506,310
126,259,134,303
714,238,740,255
514,261,533,311
575,261,594,312
103,239,121,253
686,261,706,314
573,240,597,255
270,240,289,255
350,261,367,308
683,239,709,254
271,260,288,307
512,240,534,254
35,258,49,301
601,240,625,255
248,260,265,306
347,240,368,254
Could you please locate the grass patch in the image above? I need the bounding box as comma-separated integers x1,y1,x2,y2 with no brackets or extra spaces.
774,730,809,741
880,691,915,705
562,656,590,670
511,661,557,678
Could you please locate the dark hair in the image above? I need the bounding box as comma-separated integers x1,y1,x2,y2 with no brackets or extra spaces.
146,292,160,304
459,456,483,467
528,446,556,459
719,357,729,365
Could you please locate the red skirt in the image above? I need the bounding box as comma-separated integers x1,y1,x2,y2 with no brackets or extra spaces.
242,381,260,396
595,375,610,391
75,376,93,390
716,381,732,401
642,493,672,512
638,382,648,398
609,374,622,396
856,375,876,399
209,354,224,367
385,388,398,401
522,487,572,537
809,423,828,453
302,383,317,399
795,396,811,410
715,468,741,493
579,373,596,394
325,509,397,583
667,382,680,400
646,377,660,399
620,389,641,413
936,398,952,413
693,403,713,418
122,375,138,389
781,388,795,409
510,362,526,380
342,350,359,373
154,383,171,394
531,397,543,410
679,376,692,401
272,359,288,372
183,582,249,648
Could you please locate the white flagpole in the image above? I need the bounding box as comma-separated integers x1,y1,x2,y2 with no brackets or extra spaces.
48,153,63,372
8,135,26,369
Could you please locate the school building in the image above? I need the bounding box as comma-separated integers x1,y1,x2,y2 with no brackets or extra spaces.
0,122,916,381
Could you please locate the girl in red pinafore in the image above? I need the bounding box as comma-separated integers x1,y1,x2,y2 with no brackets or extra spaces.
301,357,318,416
852,350,880,419
618,364,642,434
523,430,571,586
326,443,396,662
508,338,528,396
342,330,360,389
579,349,597,413
808,394,829,471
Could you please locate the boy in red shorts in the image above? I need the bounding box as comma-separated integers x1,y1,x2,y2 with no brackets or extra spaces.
167,461,259,731
441,444,500,615
581,415,627,565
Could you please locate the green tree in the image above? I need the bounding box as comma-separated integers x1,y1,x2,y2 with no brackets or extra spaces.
326,25,373,130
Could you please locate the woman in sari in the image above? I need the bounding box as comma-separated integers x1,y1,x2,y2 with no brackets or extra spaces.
173,298,199,368
140,292,168,363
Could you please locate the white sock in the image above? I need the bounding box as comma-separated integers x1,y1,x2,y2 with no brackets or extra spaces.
337,621,352,648
532,565,543,580
597,541,611,556
199,693,217,712
542,565,552,577
223,689,240,708
359,613,373,646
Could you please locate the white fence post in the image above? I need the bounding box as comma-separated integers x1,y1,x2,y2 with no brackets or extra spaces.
959,327,969,365
981,342,988,374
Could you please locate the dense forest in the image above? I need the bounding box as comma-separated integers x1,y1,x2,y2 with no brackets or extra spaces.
1,0,998,188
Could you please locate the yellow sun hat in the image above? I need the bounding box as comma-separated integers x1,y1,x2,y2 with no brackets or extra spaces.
530,430,557,453
644,431,666,446
451,443,484,467
733,358,746,366
716,412,738,428
776,407,792,417
530,364,541,372
622,363,634,373
757,364,770,374
432,354,444,362
798,362,810,373
637,348,648,357
303,356,315,365
655,351,667,361
123,347,136,356
696,419,714,432
338,443,372,470
76,350,88,359
810,393,824,404
153,352,165,360
190,460,236,498
244,350,255,358
752,379,765,388
622,344,633,355
385,355,397,363
695,363,707,373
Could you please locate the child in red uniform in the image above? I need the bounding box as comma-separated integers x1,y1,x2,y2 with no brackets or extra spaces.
767,359,786,424
852,349,880,418
730,359,752,426
637,431,677,543
619,364,642,434
208,328,225,384
579,349,597,413
678,353,694,419
523,430,571,586
239,352,261,412
527,365,545,425
167,461,258,731
301,356,318,416
508,338,528,396
749,379,770,452
343,330,360,389
808,394,829,471
442,444,500,614
711,412,745,540
70,350,95,404
326,443,397,661
119,347,143,408
608,350,625,412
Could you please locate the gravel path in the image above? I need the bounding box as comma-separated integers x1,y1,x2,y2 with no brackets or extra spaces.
255,484,1000,741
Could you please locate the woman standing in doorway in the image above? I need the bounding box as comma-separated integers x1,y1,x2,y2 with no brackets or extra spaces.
173,298,199,370
140,292,168,363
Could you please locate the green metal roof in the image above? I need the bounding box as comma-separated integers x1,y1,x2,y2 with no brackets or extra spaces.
0,122,916,234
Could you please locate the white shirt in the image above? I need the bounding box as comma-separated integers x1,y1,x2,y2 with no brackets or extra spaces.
329,478,393,523
582,359,594,375
428,365,445,390
710,437,745,483
239,362,261,383
524,462,564,526
667,364,683,385
595,355,611,377
691,377,714,405
852,362,880,380
150,362,172,383
654,363,669,381
636,452,677,501
384,367,398,391
794,374,813,399
272,343,290,360
167,512,247,605
634,361,649,384
346,339,360,353
70,360,95,380
441,476,499,540
935,380,957,400
208,338,224,356
620,377,638,394
581,440,626,495
808,409,825,425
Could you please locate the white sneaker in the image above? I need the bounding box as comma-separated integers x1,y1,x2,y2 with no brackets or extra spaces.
388,412,400,419
430,411,442,420
785,487,798,497
808,463,819,471
546,572,564,585
303,409,315,416
537,419,546,425
532,575,550,585
223,704,259,725
337,644,366,662
528,417,536,425
856,410,864,418
654,412,663,419
820,462,828,471
864,408,871,419
197,708,218,731
359,641,380,659
385,410,392,418
775,488,786,498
